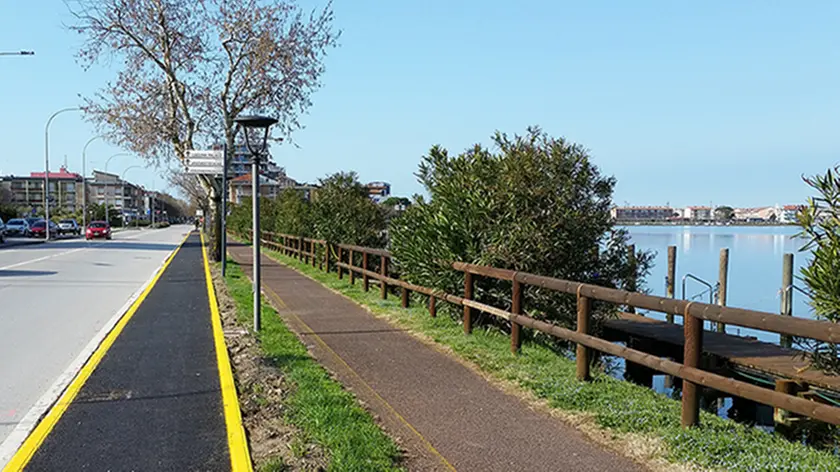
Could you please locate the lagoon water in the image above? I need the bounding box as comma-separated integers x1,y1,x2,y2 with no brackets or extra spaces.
623,225,813,345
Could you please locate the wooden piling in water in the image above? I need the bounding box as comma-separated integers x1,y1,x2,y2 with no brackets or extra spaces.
717,248,729,333
666,246,676,323
781,253,793,348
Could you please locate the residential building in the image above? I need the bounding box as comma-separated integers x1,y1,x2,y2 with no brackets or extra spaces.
777,205,805,224
212,143,285,180
683,206,713,221
366,181,391,202
610,206,677,221
734,207,776,222
228,172,298,204
1,166,85,214
87,170,146,218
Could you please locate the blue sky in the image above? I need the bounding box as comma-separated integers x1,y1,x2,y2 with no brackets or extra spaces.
1,1,838,207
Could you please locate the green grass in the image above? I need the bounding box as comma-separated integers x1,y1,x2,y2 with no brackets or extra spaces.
266,249,840,472
222,261,404,472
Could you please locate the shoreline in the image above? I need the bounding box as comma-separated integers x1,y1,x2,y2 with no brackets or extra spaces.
615,221,797,227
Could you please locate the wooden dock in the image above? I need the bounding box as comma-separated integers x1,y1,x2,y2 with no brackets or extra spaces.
604,312,840,393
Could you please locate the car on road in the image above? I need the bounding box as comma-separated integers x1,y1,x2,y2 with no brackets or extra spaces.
29,220,60,238
86,221,112,240
5,218,31,237
58,219,81,236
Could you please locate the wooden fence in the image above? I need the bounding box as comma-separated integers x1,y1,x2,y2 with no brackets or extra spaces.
242,230,840,428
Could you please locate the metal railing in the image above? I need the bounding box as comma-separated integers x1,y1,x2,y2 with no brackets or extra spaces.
235,229,840,429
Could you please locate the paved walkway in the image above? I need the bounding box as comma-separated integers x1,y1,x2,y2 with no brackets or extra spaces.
5,232,244,472
228,241,644,472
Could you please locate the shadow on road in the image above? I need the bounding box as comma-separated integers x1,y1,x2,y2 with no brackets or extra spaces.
0,269,57,277
4,240,179,252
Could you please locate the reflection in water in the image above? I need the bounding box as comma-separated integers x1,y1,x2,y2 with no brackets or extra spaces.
623,225,812,344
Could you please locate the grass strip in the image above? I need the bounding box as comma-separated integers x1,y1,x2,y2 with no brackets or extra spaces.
222,260,404,472
266,248,840,472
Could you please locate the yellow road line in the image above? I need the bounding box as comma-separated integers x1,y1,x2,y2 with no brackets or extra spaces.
2,232,190,472
258,276,458,472
202,233,253,472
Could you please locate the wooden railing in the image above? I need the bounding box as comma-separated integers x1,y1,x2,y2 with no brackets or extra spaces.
240,229,840,428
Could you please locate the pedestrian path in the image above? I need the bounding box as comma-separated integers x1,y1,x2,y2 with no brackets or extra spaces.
3,232,249,472
228,241,643,472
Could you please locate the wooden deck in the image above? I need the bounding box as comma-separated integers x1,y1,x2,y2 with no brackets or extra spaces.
604,312,840,393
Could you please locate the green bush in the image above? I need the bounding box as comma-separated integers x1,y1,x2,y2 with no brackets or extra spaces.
389,127,652,332
311,172,385,247
796,165,840,373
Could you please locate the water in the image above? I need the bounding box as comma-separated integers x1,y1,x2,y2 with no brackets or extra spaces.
623,225,814,344
612,226,818,429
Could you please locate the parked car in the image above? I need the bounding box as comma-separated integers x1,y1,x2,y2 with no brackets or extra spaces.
58,219,81,236
86,221,112,240
29,220,60,238
0,217,5,243
5,218,31,237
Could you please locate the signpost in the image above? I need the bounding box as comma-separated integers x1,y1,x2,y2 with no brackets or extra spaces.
186,148,228,274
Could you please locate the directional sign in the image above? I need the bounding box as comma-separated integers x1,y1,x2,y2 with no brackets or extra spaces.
186,149,224,175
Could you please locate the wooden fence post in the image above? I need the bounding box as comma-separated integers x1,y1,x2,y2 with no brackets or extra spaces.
311,241,316,267
401,287,409,308
325,243,331,273
681,313,703,427
337,246,344,280
463,272,474,334
299,236,304,262
576,293,591,381
627,244,637,314
781,253,793,348
380,256,388,300
349,250,356,285
666,246,676,323
429,295,437,317
362,252,369,291
511,279,523,354
717,248,729,333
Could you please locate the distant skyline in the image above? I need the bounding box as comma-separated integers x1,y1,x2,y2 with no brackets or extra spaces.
1,1,838,206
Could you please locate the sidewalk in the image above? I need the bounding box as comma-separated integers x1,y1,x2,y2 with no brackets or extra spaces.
228,241,644,472
5,232,247,472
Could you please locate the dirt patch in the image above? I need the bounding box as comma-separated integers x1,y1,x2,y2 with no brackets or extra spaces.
212,266,328,472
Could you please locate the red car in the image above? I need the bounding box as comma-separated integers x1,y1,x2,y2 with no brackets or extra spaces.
86,221,112,240
29,220,60,238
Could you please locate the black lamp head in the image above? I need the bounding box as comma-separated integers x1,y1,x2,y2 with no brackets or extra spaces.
234,115,279,162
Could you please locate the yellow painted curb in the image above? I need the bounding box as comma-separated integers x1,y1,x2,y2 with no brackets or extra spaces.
201,232,253,472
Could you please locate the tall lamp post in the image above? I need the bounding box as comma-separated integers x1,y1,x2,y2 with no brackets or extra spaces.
121,165,142,228
103,153,131,227
81,135,103,230
234,115,278,332
45,107,80,240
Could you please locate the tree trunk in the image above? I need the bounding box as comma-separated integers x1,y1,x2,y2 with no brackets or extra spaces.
211,191,223,262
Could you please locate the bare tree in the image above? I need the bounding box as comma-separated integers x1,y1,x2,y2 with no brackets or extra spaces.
68,0,339,259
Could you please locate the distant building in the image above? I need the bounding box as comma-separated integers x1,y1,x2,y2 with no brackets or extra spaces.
211,143,286,180
1,166,85,213
777,205,805,224
610,206,677,221
733,206,775,222
365,181,391,203
683,206,713,221
228,173,298,204
87,170,146,218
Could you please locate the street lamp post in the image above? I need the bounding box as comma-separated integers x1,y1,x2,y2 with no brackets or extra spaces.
234,115,278,332
81,136,103,230
45,107,80,240
103,153,131,227
121,165,142,229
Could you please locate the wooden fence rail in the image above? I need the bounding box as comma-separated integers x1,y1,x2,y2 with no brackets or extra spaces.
236,229,840,428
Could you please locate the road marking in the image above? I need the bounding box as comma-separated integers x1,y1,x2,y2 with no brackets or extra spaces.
201,232,253,472
0,232,190,472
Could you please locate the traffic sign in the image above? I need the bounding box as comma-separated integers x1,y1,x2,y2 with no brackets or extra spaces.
186,149,224,175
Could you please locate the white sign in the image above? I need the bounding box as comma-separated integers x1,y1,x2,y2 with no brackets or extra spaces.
186,149,224,160
186,149,224,175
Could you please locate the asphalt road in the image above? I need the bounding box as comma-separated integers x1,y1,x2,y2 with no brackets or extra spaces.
0,225,191,464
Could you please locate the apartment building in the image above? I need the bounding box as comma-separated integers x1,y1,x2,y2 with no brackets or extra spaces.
610,206,677,221
87,170,146,216
1,166,85,213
